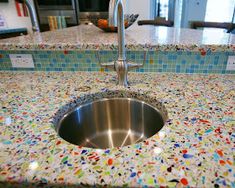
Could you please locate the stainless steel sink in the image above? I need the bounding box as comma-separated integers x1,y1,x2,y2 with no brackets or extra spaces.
55,96,167,149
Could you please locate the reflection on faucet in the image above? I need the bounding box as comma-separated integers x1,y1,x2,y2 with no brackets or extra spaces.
97,0,145,87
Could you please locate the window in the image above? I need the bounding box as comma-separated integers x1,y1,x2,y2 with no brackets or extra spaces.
205,0,235,22
151,0,235,28
153,0,170,19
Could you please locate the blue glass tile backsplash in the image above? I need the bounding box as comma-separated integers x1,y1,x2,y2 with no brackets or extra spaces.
0,50,234,74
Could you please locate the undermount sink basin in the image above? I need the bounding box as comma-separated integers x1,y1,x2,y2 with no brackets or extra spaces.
54,91,168,149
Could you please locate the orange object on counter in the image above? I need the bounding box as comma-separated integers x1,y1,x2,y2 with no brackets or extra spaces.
98,19,109,28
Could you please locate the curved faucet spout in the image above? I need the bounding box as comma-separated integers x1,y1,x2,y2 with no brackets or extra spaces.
108,0,125,61
98,0,144,87
108,0,119,27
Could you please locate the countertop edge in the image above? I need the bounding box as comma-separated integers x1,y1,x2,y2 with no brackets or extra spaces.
0,43,235,52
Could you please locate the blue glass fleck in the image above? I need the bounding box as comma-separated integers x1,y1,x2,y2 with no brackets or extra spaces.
174,144,180,147
130,172,136,177
183,154,194,158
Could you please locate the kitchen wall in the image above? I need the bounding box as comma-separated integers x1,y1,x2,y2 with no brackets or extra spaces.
0,0,32,32
0,50,233,74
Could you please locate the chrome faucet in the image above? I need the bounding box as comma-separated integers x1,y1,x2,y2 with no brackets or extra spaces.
98,0,145,87
19,0,40,32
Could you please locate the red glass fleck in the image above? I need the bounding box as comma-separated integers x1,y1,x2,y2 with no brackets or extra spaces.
107,158,113,165
180,178,188,185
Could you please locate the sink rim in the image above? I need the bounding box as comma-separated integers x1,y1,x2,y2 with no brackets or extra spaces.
53,89,169,149
57,97,166,133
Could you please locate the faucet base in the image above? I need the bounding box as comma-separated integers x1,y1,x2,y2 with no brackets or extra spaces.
117,79,129,87
97,51,146,87
115,59,129,87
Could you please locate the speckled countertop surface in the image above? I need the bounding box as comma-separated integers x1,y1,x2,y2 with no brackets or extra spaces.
0,71,234,187
0,25,234,51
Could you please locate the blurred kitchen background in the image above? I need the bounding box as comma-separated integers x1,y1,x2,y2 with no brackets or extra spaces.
0,0,234,37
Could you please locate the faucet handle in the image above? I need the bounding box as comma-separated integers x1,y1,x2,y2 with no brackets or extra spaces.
95,51,115,70
127,51,147,71
127,61,143,70
99,61,115,70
